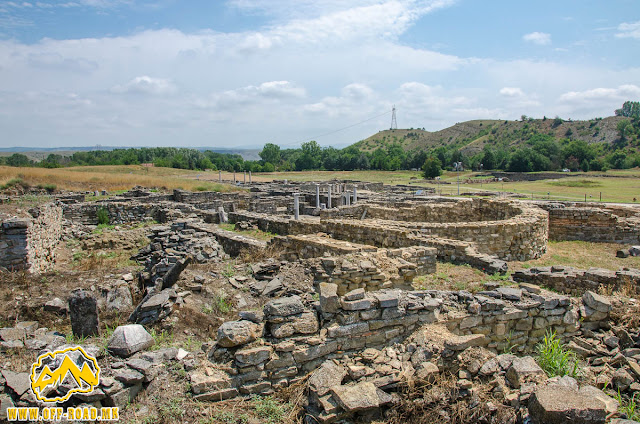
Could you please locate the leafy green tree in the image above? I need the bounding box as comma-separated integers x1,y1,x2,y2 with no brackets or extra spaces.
481,148,496,170
6,153,32,167
259,143,281,165
617,119,632,145
580,159,590,172
422,157,442,179
615,101,640,119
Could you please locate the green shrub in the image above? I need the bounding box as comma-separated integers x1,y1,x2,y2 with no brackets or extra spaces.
2,177,30,190
96,207,109,225
536,330,579,378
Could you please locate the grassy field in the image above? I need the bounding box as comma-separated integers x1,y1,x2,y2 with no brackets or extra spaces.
0,165,238,192
1,165,640,203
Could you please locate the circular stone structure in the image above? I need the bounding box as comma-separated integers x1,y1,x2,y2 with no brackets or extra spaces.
320,198,549,261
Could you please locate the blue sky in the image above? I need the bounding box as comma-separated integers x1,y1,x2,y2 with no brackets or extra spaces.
0,0,638,149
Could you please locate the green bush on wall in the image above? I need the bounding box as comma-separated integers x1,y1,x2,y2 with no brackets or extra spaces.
96,207,109,225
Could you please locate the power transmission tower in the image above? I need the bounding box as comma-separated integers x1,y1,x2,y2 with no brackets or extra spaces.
390,105,397,130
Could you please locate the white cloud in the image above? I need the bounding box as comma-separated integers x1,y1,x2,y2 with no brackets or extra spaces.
558,84,640,104
499,87,525,98
111,76,177,95
0,1,638,148
523,32,551,45
616,21,640,39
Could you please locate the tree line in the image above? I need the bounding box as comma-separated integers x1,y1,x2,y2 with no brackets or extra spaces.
2,102,638,176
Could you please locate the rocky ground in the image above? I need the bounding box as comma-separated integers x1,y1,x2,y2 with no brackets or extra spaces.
2,194,640,423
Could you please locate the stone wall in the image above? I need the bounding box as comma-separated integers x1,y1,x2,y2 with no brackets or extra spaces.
184,221,267,257
63,202,165,225
513,266,640,296
305,247,437,295
322,198,521,222
229,211,508,274
0,203,63,273
539,203,640,244
200,286,608,400
319,199,549,261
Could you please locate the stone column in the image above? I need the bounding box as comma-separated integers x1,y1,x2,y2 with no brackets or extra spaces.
243,171,246,184
69,289,99,338
249,171,252,183
218,170,221,182
353,186,357,204
293,193,300,220
327,185,332,209
233,171,236,183
316,184,320,208
345,193,351,206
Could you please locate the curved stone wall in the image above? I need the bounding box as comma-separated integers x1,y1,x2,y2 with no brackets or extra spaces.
321,199,549,261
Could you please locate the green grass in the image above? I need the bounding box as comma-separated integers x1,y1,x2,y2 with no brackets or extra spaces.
252,396,288,424
536,330,579,378
202,292,233,315
150,328,174,349
614,391,640,421
513,240,640,271
218,223,277,241
548,179,603,188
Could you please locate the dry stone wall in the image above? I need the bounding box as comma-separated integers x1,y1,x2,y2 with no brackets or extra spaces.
513,265,640,296
201,286,608,401
0,203,62,273
305,247,437,295
539,202,640,244
320,199,549,261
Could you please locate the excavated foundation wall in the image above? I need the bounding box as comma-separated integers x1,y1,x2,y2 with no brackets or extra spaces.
319,199,549,261
539,203,640,244
0,203,63,273
513,266,640,296
202,286,608,399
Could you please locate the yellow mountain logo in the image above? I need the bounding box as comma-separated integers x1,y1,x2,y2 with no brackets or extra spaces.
30,346,101,402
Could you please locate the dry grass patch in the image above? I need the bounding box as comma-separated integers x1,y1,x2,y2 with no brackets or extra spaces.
0,165,241,193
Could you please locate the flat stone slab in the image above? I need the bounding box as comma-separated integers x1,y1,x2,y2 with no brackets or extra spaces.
444,334,486,351
528,385,607,424
506,356,546,388
1,370,31,397
264,296,304,317
310,360,346,397
330,382,380,413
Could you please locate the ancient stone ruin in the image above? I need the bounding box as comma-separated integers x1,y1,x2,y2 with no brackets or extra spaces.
2,180,640,423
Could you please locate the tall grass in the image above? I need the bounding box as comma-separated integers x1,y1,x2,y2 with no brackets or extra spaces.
0,165,240,192
536,330,579,378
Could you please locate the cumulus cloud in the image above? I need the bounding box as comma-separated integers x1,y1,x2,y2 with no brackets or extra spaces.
558,84,640,104
0,0,638,148
616,21,640,39
499,87,525,98
523,32,551,45
111,76,177,95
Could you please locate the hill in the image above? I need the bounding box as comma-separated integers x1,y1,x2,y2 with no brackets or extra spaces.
353,116,625,155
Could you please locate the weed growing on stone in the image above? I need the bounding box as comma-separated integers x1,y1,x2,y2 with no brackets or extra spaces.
535,330,579,378
614,391,640,421
150,328,174,349
97,207,110,225
64,332,89,345
203,292,233,315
